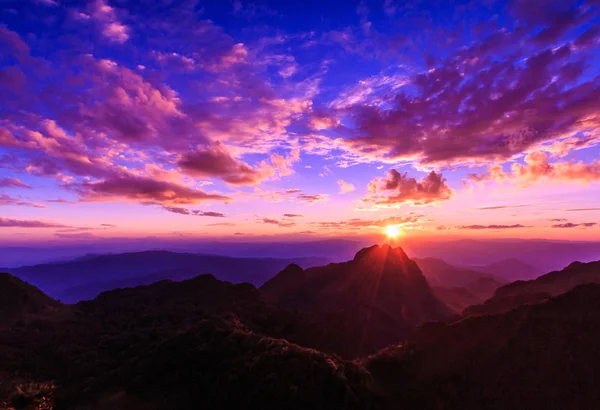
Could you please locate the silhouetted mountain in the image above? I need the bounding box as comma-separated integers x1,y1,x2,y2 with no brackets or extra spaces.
365,284,600,409
2,258,600,409
5,251,330,302
464,260,600,316
262,244,452,355
414,257,507,287
469,258,542,281
0,273,61,329
0,274,376,409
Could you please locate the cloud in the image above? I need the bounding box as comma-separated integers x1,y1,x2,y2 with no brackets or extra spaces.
179,143,300,186
364,170,452,206
333,28,600,167
565,208,600,212
283,213,303,218
297,193,329,203
161,206,226,217
469,152,600,185
456,224,528,230
337,179,356,194
312,214,424,230
100,223,116,228
88,0,130,43
551,222,597,228
0,217,68,228
72,176,230,205
206,222,236,226
0,178,31,188
0,194,46,208
244,188,329,204
471,204,530,210
261,218,296,227
54,232,98,239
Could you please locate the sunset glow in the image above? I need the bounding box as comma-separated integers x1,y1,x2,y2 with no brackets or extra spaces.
385,226,401,239
0,0,599,244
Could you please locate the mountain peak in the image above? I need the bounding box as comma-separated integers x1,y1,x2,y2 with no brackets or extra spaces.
353,244,410,263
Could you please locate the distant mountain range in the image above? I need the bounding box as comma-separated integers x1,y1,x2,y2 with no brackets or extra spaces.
3,251,330,303
2,245,600,409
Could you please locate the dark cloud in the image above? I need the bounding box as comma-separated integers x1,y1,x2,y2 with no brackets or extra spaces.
456,224,528,230
364,170,452,206
0,194,46,208
0,217,68,228
565,208,600,212
0,177,31,188
54,232,98,239
283,213,303,218
161,206,226,217
72,176,230,205
178,143,261,185
551,222,597,228
262,218,296,227
472,205,529,210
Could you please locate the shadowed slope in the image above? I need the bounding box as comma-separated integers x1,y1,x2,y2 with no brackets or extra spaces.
0,274,377,409
465,260,600,316
365,284,600,410
0,273,61,329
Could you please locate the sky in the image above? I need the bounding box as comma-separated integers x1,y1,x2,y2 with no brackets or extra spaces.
0,0,599,243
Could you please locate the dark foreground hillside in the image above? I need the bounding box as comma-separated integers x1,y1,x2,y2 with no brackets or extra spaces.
0,274,377,409
2,249,600,410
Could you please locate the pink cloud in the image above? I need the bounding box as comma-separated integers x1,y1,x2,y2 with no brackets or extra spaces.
337,179,356,194
312,214,424,230
469,152,600,184
88,0,130,43
364,169,453,206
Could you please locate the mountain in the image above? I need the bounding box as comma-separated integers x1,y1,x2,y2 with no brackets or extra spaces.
414,257,507,287
3,259,600,409
405,239,600,274
261,244,452,355
4,251,330,302
431,286,483,314
464,260,600,316
0,273,61,329
364,283,600,409
0,274,376,409
466,258,542,281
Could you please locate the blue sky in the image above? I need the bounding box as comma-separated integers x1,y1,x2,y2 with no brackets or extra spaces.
0,0,599,242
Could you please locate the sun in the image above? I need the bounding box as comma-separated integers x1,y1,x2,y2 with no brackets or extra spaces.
385,225,402,238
